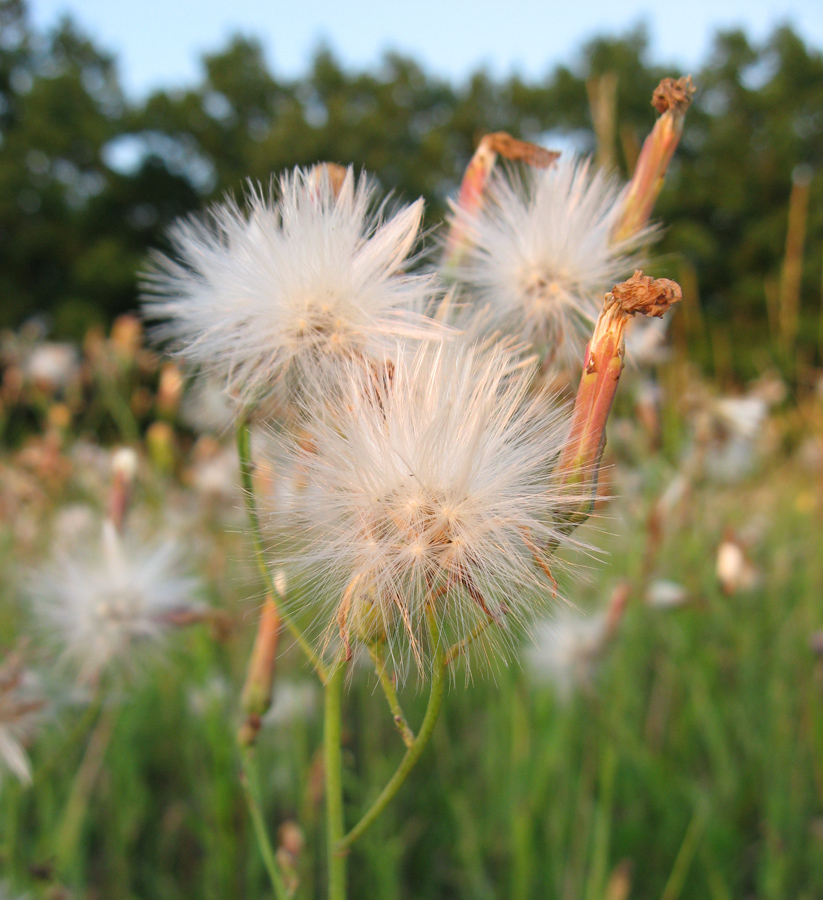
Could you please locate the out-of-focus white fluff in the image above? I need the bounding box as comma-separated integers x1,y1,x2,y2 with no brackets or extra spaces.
143,165,444,405
449,155,648,365
32,521,200,684
526,611,610,699
0,657,43,787
273,341,582,678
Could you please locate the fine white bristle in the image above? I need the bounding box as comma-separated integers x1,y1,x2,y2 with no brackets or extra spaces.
142,165,447,406
269,341,586,679
449,154,650,365
32,521,200,684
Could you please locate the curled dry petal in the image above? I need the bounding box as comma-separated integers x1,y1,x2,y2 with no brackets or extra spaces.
608,270,682,319
652,76,696,114
443,132,559,272
482,133,560,169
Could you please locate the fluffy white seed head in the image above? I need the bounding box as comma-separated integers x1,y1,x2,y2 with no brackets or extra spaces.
32,520,200,684
0,654,44,787
449,155,649,365
272,341,584,679
143,165,445,407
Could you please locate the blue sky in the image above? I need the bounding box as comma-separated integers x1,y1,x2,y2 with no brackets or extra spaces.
29,0,823,97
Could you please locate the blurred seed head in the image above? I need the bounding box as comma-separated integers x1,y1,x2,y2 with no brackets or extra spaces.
716,534,760,595
449,154,650,367
31,520,201,685
23,342,79,393
645,579,689,609
527,610,610,699
0,650,46,788
526,582,628,698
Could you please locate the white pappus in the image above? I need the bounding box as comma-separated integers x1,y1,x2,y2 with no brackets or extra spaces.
449,154,650,366
32,520,200,685
272,341,586,679
143,165,446,407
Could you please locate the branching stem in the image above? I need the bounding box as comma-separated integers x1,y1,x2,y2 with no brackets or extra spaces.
338,616,446,852
368,643,415,748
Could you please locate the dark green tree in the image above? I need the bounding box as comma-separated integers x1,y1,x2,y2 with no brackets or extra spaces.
1,1,822,377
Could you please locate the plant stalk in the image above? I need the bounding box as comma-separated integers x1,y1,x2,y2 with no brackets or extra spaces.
55,700,119,871
368,643,415,748
239,746,290,900
325,662,347,900
338,651,447,852
235,417,328,683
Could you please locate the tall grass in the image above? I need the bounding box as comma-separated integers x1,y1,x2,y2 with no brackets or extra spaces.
2,429,821,898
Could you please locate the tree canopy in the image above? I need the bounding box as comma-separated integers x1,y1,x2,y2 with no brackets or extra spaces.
1,0,822,378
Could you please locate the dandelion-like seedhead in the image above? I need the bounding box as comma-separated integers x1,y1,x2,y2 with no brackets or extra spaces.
32,521,200,684
143,165,445,407
449,155,649,365
272,342,585,679
0,654,44,787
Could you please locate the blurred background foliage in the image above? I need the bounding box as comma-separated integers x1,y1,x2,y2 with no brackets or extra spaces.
1,0,822,382
3,3,823,897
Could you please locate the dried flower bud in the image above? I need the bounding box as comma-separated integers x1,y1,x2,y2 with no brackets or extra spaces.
146,421,176,474
110,314,143,362
651,76,696,114
47,402,72,432
608,270,682,319
157,363,184,418
239,597,281,746
109,447,139,532
613,76,695,243
556,271,681,527
276,820,304,894
278,820,304,858
308,161,348,198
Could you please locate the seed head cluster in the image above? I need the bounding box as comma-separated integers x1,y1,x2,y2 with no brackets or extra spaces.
136,155,672,678
0,652,44,787
33,521,200,684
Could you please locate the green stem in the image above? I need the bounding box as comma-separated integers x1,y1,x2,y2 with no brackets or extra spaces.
338,651,447,852
239,746,290,900
35,694,103,783
55,700,119,871
96,369,140,443
235,417,328,683
660,799,709,900
325,662,347,900
368,644,414,748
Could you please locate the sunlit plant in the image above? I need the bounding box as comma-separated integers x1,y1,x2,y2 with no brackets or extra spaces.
142,76,692,900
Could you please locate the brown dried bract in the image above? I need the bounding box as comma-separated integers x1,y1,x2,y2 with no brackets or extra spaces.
651,76,696,114
309,162,349,198
608,270,682,319
483,132,560,169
